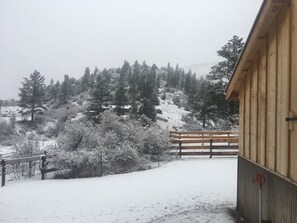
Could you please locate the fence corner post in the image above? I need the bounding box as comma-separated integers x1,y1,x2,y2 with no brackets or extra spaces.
1,159,6,187
210,139,213,159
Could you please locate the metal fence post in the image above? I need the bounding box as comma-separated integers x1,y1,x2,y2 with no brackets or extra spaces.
1,159,6,187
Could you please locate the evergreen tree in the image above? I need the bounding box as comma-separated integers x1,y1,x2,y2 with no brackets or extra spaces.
120,60,131,80
114,75,128,116
207,35,244,85
207,35,244,125
19,70,45,122
52,81,61,100
184,70,193,95
90,67,99,88
59,75,72,104
81,67,91,92
165,63,174,88
192,77,217,127
138,64,157,121
87,73,110,122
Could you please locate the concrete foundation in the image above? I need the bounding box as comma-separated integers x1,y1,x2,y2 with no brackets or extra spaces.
237,156,297,223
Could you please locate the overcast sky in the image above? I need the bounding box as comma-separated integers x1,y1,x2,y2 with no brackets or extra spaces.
0,0,262,99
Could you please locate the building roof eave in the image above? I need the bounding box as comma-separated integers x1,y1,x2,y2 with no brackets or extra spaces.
226,0,291,100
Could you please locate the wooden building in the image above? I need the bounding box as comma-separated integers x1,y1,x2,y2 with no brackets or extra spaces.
226,0,297,222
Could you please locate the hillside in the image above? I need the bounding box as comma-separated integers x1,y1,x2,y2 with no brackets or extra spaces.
0,89,190,158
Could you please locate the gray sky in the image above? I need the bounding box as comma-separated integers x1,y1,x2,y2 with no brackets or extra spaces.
0,0,262,99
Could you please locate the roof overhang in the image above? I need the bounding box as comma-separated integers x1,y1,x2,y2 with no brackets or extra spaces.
226,0,291,100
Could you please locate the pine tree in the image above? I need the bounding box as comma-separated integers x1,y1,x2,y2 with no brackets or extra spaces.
90,67,99,88
165,63,174,88
138,64,157,121
192,77,217,127
207,35,244,125
120,60,131,80
59,75,71,104
19,70,45,122
114,75,128,116
87,73,110,122
81,67,91,92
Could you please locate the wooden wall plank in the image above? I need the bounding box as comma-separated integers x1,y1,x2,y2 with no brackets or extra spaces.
251,56,258,162
239,81,245,156
290,0,297,182
258,39,267,167
266,19,277,171
276,8,290,177
244,72,251,159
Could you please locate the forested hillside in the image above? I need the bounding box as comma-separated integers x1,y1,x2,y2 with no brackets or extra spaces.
0,36,243,178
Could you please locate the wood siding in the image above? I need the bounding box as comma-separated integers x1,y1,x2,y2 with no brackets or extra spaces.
239,5,297,181
291,0,297,182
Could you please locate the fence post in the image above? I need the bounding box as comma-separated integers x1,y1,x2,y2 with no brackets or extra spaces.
157,147,160,167
179,141,182,158
1,159,5,187
210,139,213,159
100,151,103,177
41,153,47,180
28,161,32,178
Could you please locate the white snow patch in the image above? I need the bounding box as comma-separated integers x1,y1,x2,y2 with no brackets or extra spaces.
0,145,14,158
0,158,237,223
156,99,189,131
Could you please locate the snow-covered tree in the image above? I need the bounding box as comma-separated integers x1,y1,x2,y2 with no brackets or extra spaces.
19,70,45,122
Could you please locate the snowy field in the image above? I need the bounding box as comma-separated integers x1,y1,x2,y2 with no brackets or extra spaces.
0,158,237,223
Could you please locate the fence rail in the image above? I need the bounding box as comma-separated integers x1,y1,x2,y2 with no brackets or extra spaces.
169,131,239,158
1,153,48,187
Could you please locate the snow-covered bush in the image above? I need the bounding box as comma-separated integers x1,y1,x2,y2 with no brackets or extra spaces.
12,133,41,177
13,133,41,158
51,111,171,178
53,150,103,178
58,120,98,151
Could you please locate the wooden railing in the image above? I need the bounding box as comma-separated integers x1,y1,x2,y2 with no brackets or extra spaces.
1,153,50,187
169,131,239,158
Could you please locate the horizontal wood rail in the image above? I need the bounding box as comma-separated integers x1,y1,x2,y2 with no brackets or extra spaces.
1,153,49,187
169,131,239,158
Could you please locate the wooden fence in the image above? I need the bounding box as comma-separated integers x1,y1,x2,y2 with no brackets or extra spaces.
1,153,49,187
169,131,239,158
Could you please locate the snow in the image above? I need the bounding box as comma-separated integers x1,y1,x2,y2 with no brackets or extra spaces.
0,106,22,122
0,158,237,223
156,99,189,131
0,145,14,158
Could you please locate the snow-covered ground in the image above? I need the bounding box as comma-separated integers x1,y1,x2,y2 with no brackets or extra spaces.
156,99,189,131
0,158,237,223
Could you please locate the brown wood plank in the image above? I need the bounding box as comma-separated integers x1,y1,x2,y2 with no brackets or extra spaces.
276,8,290,177
250,54,259,162
267,18,277,171
258,37,267,166
5,156,40,165
177,138,239,144
169,131,236,135
178,151,238,156
170,135,238,139
239,82,245,156
244,71,251,159
175,145,239,150
290,0,297,182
